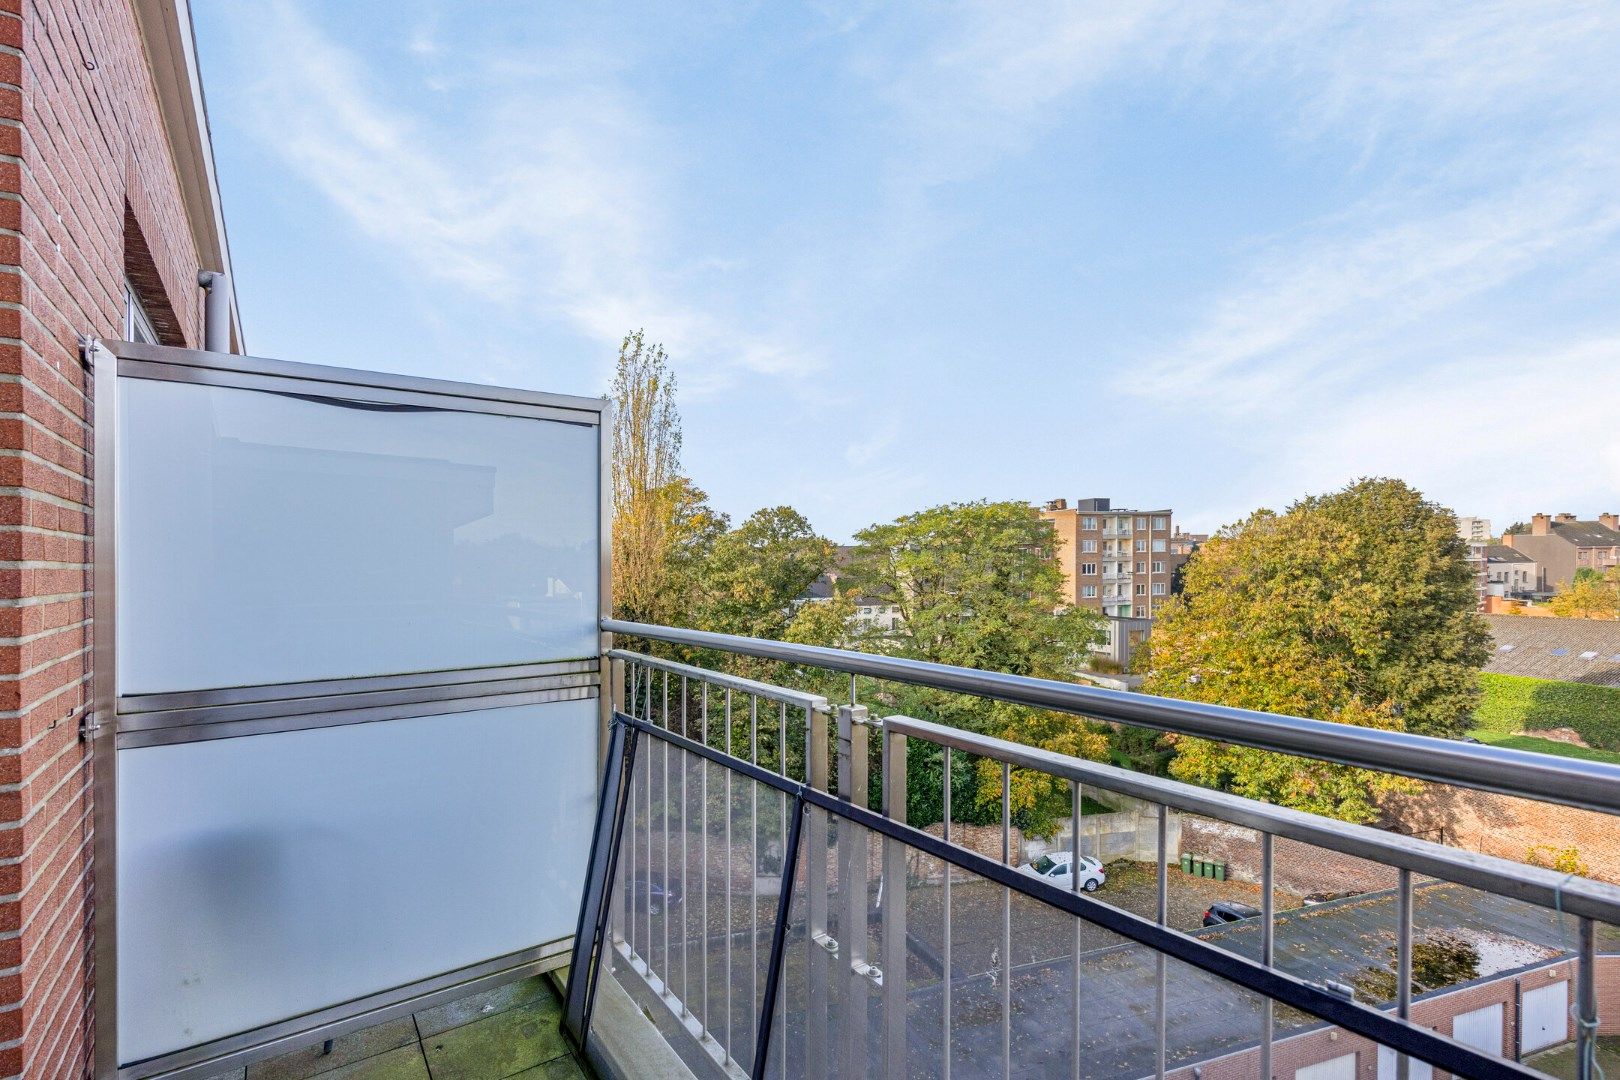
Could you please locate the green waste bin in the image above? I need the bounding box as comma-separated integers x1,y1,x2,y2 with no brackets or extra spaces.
1180,853,1193,874
1213,860,1227,882
1195,857,1209,878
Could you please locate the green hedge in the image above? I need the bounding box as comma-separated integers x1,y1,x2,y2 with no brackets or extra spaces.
1475,673,1620,750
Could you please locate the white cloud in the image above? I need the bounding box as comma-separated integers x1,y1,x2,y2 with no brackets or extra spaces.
1287,336,1620,523
234,2,818,387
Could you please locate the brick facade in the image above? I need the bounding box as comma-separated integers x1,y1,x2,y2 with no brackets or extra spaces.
1381,784,1620,885
1172,957,1609,1080
1,0,209,1074
1180,817,1401,897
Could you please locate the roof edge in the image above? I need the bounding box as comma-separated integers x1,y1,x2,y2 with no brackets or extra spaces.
133,0,244,352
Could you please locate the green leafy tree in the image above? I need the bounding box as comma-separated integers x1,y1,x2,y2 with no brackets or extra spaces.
1549,568,1620,620
696,507,836,639
841,500,1109,833
1140,478,1490,822
610,330,684,625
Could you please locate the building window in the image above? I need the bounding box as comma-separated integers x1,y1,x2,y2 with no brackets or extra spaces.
1081,516,1097,530
125,278,159,344
1153,516,1167,530
1136,517,1147,529
1081,539,1097,553
1134,583,1147,595
1152,539,1167,552
1081,585,1097,598
1135,561,1146,573
1119,605,1133,617
1152,561,1164,573
1080,563,1097,575
1152,582,1167,595
1134,539,1147,552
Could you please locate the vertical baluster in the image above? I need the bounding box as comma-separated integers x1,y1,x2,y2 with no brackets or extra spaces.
1578,916,1597,1080
942,745,953,1080
1260,833,1274,1080
1156,804,1168,1080
682,675,690,1018
725,688,735,1066
1397,868,1413,1080
701,682,711,1043
837,705,870,1077
750,695,760,1072
644,669,653,969
777,700,788,1080
882,725,909,1080
806,704,831,1080
1001,761,1012,1080
1072,779,1083,1080
662,674,671,987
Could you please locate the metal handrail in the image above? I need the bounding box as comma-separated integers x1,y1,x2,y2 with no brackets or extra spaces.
603,618,1620,817
881,712,1620,926
606,649,832,713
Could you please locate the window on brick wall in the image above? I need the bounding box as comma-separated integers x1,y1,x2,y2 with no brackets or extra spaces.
1153,516,1167,530
125,278,159,344
1081,563,1097,575
1152,561,1164,573
1134,539,1147,552
1081,516,1097,530
1081,585,1097,598
1081,539,1097,552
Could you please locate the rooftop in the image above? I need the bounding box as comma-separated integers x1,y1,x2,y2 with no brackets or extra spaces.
1484,613,1620,685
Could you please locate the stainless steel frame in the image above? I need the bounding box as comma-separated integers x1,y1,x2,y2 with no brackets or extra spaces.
88,337,611,1079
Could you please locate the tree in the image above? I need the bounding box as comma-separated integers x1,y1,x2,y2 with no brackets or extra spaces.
1548,567,1620,620
610,330,685,624
1139,478,1491,822
1503,522,1529,536
696,507,835,640
843,500,1102,674
841,500,1109,832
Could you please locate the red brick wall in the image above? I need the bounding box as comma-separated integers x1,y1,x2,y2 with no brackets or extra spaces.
1381,783,1620,884
1180,817,1401,896
1,0,205,1074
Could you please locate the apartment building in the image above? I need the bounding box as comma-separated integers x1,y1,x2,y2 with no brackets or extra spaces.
1502,513,1620,591
1485,544,1540,599
1041,497,1175,618
1457,516,1493,544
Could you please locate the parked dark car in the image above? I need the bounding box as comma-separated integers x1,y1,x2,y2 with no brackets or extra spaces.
1201,901,1261,926
630,873,683,916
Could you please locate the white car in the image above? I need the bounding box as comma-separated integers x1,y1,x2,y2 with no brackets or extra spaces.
1022,853,1105,892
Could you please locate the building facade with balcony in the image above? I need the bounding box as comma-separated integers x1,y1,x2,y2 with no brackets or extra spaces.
1041,497,1176,619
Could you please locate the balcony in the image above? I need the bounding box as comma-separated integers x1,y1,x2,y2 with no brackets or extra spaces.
562,620,1620,1080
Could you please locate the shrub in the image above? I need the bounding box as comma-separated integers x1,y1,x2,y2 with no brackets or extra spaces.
1526,845,1591,877
1475,673,1620,750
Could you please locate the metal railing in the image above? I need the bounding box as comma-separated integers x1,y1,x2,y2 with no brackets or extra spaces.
565,622,1620,1080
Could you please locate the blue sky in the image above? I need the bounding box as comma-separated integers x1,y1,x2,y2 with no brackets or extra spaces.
192,2,1620,542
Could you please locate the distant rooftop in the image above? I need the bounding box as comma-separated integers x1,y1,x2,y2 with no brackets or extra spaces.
1485,544,1533,563
1484,613,1620,686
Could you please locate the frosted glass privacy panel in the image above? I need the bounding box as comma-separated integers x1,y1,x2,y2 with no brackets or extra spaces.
116,377,599,693
114,697,598,1065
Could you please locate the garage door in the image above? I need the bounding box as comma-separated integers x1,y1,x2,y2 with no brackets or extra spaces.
1452,1003,1505,1056
1376,1045,1433,1080
1297,1052,1357,1080
1522,982,1570,1053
